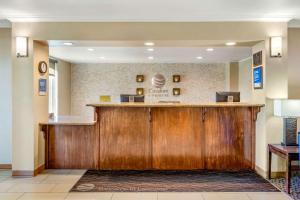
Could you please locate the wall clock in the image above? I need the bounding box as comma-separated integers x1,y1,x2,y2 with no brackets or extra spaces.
38,61,48,74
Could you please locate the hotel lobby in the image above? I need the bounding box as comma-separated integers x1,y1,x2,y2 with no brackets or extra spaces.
1,1,300,200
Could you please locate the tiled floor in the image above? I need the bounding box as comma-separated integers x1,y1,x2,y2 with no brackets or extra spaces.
0,169,292,200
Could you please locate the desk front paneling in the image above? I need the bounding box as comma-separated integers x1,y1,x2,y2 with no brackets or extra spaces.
47,125,99,169
99,107,152,169
43,104,261,170
204,107,253,169
152,107,204,169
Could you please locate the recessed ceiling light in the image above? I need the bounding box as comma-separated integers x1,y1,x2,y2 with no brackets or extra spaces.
63,42,73,46
206,48,214,52
147,48,154,52
225,42,236,46
196,56,203,60
99,56,105,59
148,56,154,60
87,48,94,51
144,42,155,46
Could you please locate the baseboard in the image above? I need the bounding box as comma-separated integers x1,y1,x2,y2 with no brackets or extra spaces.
34,164,45,176
12,170,34,177
271,171,286,178
255,165,285,179
255,165,267,178
12,164,45,177
0,164,12,169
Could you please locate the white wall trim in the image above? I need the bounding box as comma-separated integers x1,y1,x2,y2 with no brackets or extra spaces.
5,15,293,23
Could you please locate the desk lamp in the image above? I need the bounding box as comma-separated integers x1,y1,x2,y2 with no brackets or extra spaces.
274,99,300,146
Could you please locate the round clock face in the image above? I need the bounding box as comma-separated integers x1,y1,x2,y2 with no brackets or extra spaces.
39,61,47,74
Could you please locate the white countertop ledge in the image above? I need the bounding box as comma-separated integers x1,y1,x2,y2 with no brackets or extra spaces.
40,116,96,126
87,102,264,107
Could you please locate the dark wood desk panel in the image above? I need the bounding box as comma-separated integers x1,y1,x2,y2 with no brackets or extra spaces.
99,107,152,170
152,107,204,169
43,104,262,170
47,125,99,169
204,107,254,169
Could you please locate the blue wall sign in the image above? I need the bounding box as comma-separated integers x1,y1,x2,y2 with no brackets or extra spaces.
253,66,263,89
39,78,47,96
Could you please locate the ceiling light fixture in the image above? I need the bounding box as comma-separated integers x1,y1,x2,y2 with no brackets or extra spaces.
144,42,155,46
99,56,105,59
226,42,236,46
63,42,73,46
196,56,203,60
147,48,154,52
148,56,154,60
87,48,94,51
206,48,214,52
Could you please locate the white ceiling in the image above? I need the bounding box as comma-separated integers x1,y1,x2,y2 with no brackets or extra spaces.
49,46,251,64
0,0,300,22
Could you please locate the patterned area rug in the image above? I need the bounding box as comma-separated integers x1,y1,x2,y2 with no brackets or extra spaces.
71,170,279,192
270,176,300,200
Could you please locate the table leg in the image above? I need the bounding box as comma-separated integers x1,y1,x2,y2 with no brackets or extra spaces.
285,155,292,194
268,149,272,179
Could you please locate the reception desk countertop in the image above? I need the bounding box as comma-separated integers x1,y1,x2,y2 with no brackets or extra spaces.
87,102,264,108
40,103,263,126
40,116,96,125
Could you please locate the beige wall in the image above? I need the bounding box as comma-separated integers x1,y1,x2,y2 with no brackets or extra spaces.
251,42,268,174
288,28,300,133
239,29,288,175
288,28,300,99
11,36,49,171
246,36,288,175
33,41,49,169
12,22,287,41
229,62,239,91
11,21,289,172
238,37,288,176
265,29,289,172
12,37,35,171
0,28,12,165
57,59,71,115
238,58,252,102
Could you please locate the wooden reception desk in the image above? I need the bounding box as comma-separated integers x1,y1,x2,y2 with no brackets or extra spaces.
41,103,263,170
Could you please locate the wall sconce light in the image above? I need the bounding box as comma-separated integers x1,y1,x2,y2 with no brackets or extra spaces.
173,88,181,96
136,75,144,83
173,75,181,83
136,88,144,95
270,36,282,57
16,36,28,57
